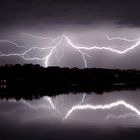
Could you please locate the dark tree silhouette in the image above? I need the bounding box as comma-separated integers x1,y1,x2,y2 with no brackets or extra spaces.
0,64,140,99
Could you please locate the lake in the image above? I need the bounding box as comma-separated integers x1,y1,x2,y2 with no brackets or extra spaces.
1,90,140,140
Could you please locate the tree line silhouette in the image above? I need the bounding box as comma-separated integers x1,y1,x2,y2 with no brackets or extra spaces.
0,64,140,99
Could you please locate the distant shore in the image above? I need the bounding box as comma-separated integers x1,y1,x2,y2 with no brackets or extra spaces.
0,64,140,99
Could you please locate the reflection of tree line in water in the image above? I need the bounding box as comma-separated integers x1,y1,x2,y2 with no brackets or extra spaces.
0,64,140,99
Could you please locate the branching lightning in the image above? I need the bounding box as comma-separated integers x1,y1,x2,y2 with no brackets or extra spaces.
105,34,140,42
0,34,140,123
21,33,56,41
0,34,140,67
0,40,25,48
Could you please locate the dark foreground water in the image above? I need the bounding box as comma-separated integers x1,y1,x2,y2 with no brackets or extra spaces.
1,90,140,140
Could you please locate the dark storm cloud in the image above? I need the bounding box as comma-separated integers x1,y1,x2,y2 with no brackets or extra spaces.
0,0,140,27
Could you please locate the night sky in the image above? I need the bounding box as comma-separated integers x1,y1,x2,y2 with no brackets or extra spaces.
1,0,140,27
0,0,140,68
1,2,140,140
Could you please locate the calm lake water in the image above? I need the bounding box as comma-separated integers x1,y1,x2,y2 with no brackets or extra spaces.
1,90,140,140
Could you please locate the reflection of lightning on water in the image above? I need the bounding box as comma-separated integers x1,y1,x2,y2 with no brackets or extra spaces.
1,97,63,119
81,93,86,104
64,100,140,120
44,96,62,118
0,97,56,114
106,113,140,120
0,34,140,67
1,97,140,123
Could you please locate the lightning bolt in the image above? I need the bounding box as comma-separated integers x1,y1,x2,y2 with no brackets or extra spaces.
21,33,60,45
0,40,25,48
105,34,140,42
0,34,140,67
21,33,55,41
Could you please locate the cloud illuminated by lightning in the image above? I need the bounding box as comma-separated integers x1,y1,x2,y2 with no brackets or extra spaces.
0,34,140,67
